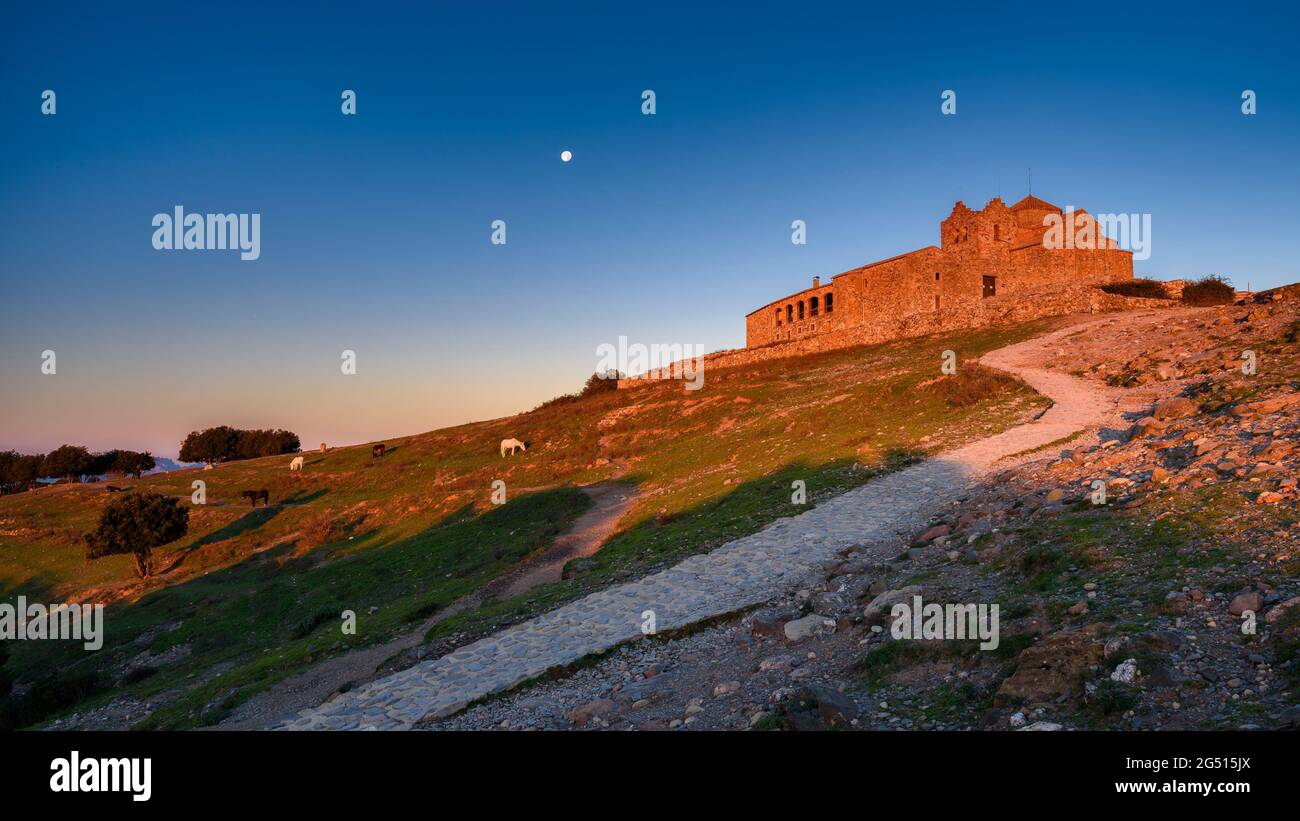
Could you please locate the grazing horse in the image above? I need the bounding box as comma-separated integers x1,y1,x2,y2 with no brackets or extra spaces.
500,438,527,457
319,442,327,453
372,443,386,458
289,456,305,471
241,489,269,507
105,485,126,493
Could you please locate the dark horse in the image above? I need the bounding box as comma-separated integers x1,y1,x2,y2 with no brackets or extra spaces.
372,443,386,458
105,485,127,493
241,489,270,507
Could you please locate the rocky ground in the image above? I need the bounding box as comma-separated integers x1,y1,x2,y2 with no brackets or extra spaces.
430,289,1300,731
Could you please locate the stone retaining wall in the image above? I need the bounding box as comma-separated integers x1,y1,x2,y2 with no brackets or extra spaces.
618,286,1171,388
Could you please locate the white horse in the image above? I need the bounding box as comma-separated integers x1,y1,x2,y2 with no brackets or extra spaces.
500,438,527,457
289,456,305,471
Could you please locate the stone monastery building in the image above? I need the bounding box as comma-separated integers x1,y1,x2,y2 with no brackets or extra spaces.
745,195,1134,349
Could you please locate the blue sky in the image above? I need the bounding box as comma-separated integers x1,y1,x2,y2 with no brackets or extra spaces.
2,1,1297,455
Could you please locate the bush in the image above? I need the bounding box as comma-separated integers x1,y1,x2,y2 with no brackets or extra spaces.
85,492,189,577
1181,275,1235,306
532,371,625,412
0,669,109,731
580,370,624,398
925,362,1026,408
1101,278,1169,299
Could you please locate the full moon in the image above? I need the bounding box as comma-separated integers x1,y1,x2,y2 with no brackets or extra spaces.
560,150,573,162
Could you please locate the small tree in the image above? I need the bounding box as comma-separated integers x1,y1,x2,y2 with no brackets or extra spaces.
85,492,189,578
112,450,155,478
7,454,44,493
179,426,240,465
41,445,93,482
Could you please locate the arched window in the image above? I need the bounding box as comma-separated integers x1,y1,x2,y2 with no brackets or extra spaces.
825,292,833,313
810,296,819,316
798,301,805,320
775,307,782,327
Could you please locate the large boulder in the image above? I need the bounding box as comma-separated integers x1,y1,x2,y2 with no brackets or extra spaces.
783,613,836,642
862,585,923,626
1228,591,1264,616
750,608,798,639
796,685,859,729
1153,397,1198,420
566,698,618,727
995,626,1106,705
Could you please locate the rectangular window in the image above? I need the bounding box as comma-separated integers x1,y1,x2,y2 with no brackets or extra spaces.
982,275,997,298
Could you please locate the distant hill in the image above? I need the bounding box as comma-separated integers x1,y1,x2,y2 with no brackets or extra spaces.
145,457,201,475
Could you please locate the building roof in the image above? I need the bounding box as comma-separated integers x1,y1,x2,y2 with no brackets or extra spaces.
1010,194,1060,212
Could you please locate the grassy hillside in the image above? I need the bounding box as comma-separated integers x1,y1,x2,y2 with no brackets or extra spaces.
0,320,1052,728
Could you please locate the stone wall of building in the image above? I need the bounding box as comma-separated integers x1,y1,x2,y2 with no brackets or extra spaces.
744,195,1134,350
619,284,1169,388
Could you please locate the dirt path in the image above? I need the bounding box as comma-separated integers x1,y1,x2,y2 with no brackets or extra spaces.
212,481,637,731
483,482,637,600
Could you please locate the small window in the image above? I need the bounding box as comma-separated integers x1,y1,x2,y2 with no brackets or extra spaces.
810,296,819,316
825,292,833,313
982,275,997,298
935,272,940,281
798,301,805,320
994,224,1001,241
935,295,941,311
786,305,793,323
775,307,782,327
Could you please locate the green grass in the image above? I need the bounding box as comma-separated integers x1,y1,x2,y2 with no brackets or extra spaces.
0,319,1053,727
2,487,591,730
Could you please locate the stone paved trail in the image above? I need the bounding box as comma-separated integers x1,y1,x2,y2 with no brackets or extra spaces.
278,318,1131,730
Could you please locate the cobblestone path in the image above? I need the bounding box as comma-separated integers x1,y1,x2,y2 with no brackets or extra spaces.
279,320,1126,730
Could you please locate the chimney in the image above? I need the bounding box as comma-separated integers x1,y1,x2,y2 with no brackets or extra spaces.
813,276,820,288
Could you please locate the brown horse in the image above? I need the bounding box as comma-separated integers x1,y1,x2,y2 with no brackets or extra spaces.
241,489,269,507
372,443,386,458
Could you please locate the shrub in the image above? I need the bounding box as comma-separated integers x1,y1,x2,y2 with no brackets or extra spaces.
0,669,109,730
579,370,624,398
532,371,624,412
925,362,1026,408
1181,275,1235,306
1101,278,1169,299
85,492,189,577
